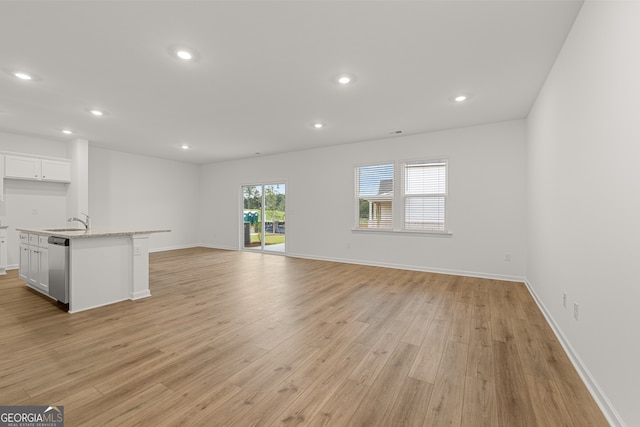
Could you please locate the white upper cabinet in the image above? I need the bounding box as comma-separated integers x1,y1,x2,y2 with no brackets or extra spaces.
4,155,71,183
5,155,40,180
41,159,71,182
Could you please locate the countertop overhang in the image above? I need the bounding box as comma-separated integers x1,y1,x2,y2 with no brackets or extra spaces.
16,227,171,239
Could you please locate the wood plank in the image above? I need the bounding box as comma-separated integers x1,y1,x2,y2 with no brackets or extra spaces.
348,342,419,425
382,376,434,426
348,319,410,386
277,341,371,425
424,340,469,427
308,379,369,427
461,376,497,427
466,286,494,381
492,340,538,426
408,314,453,383
525,374,576,427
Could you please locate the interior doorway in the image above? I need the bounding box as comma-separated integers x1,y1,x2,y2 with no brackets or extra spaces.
242,183,286,253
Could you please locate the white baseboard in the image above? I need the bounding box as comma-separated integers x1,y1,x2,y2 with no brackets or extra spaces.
198,243,239,251
149,243,200,253
131,290,151,300
287,251,525,283
523,279,623,427
148,245,522,283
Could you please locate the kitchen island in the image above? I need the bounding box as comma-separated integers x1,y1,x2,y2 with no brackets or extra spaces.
16,227,170,313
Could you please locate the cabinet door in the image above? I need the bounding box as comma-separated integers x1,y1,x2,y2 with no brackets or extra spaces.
0,154,4,201
0,234,7,271
19,245,30,281
41,159,71,182
38,248,49,292
29,247,40,286
5,155,41,180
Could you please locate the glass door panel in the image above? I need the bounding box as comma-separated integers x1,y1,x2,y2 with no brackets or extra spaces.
242,185,262,249
264,184,285,252
242,183,286,252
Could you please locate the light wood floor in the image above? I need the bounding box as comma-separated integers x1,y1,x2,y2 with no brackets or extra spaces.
0,247,608,426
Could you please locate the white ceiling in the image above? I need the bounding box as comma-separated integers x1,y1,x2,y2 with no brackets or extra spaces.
0,1,582,164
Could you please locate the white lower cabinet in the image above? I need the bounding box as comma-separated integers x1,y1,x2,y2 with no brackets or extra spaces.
0,229,7,274
19,244,29,281
19,233,49,295
38,247,49,291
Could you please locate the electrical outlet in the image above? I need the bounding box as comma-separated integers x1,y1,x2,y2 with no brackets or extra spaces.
504,253,512,262
573,302,579,320
563,292,567,308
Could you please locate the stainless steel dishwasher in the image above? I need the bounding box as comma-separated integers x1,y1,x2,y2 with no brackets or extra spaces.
48,236,70,303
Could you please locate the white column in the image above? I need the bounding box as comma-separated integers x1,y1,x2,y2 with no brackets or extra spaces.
66,139,89,218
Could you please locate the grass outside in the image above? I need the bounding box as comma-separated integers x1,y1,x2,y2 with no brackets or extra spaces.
250,233,285,245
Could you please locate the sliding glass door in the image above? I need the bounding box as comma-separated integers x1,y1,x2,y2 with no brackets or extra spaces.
242,183,286,253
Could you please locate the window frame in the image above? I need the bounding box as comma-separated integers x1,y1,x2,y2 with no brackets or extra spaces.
353,158,451,236
354,161,395,230
400,158,448,232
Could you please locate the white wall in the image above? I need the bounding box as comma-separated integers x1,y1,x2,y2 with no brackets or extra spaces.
527,1,640,425
0,131,68,158
200,119,526,280
89,147,200,251
0,132,70,266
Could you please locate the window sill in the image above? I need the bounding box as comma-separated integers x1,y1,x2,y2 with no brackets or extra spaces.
351,228,453,237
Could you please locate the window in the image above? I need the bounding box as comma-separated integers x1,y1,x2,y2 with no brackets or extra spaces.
354,159,448,233
355,163,394,229
402,160,447,231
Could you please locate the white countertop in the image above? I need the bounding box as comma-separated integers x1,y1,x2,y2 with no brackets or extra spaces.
16,227,171,239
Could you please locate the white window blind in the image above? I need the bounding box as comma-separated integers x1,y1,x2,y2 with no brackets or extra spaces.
355,163,394,229
403,160,447,231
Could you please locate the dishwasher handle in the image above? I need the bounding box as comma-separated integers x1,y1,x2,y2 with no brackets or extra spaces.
48,236,70,246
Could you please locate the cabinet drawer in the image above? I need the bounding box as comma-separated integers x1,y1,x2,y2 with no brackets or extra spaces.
20,233,30,244
38,236,49,248
29,234,39,245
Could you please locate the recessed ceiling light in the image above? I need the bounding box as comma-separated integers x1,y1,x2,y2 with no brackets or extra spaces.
169,46,200,62
89,109,104,116
313,123,325,129
338,75,351,85
62,129,73,135
176,50,193,60
454,95,467,102
14,71,33,80
3,69,40,81
180,144,190,150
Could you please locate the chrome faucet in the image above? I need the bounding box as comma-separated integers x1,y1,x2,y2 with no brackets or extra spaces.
68,212,91,230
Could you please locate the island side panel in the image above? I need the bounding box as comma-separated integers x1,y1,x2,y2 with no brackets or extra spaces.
131,234,151,300
69,235,132,313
